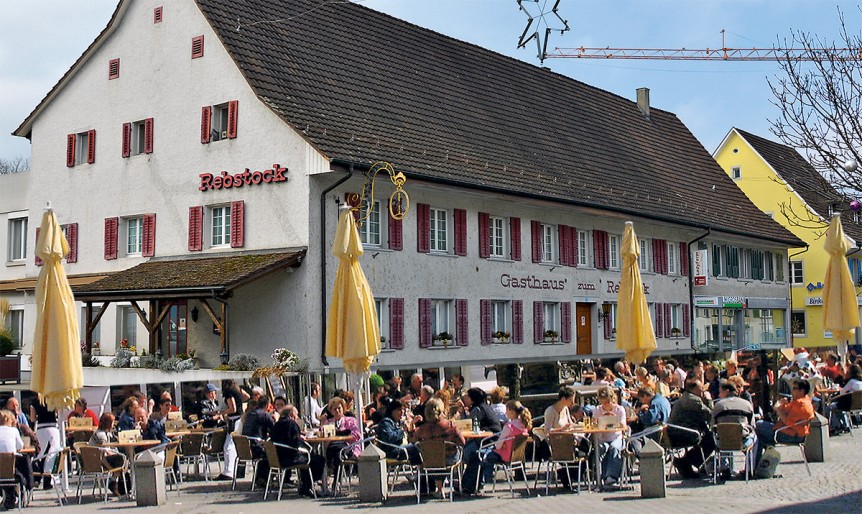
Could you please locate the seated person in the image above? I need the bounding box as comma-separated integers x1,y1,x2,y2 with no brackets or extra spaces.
374,398,419,463
198,384,224,428
270,405,324,497
321,397,361,490
0,410,26,508
668,380,715,479
479,401,531,491
461,388,503,494
242,396,275,487
826,364,862,433
754,379,815,466
67,397,100,426
629,385,670,446
143,398,172,444
89,413,127,496
116,397,139,431
411,399,465,497
712,381,756,479
592,387,626,487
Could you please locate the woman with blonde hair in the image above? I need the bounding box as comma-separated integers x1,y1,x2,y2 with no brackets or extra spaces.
489,386,509,423
593,386,626,487
411,398,465,498
478,400,531,490
321,396,361,490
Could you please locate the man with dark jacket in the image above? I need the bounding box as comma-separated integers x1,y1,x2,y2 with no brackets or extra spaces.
669,379,715,478
461,388,502,494
242,396,274,487
270,405,324,497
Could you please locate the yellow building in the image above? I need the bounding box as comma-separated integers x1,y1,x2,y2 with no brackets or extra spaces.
714,128,862,349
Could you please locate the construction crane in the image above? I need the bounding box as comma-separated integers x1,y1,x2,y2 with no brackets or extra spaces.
543,29,861,61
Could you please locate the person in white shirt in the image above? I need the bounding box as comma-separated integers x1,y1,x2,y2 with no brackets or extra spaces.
0,410,24,453
827,364,862,433
304,383,323,427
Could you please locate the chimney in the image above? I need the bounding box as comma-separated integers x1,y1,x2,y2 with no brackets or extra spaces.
636,87,650,119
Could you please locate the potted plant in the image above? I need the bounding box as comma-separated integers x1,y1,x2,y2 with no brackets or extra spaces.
671,327,682,338
434,331,453,346
492,330,510,343
91,341,101,356
544,330,559,343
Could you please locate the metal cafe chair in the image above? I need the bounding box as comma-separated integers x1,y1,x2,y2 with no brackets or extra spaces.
231,435,263,491
544,432,591,495
771,418,812,476
712,423,755,483
31,448,70,506
660,423,705,479
475,433,531,497
414,440,463,503
203,428,228,474
179,432,210,481
830,390,862,436
261,441,317,500
0,452,22,511
371,438,415,494
164,442,182,493
76,445,128,503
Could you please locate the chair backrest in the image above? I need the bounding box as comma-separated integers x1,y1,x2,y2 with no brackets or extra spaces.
164,442,180,469
262,441,283,469
715,423,744,451
232,435,255,460
79,446,106,473
72,429,94,444
549,433,577,462
206,429,227,453
119,430,140,444
180,432,207,456
850,390,862,411
418,440,449,468
452,419,472,432
510,434,529,463
69,417,94,428
0,453,15,480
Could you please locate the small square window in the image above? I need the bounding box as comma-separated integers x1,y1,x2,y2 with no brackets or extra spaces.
108,58,120,80
790,261,804,285
731,166,741,179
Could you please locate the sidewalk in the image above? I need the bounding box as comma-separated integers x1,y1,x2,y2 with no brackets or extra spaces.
23,433,862,513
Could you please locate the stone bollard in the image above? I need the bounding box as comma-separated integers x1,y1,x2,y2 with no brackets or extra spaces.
135,449,166,507
638,438,666,498
357,443,387,502
804,413,829,463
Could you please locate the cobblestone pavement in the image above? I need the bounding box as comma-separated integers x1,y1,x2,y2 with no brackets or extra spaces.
23,433,861,513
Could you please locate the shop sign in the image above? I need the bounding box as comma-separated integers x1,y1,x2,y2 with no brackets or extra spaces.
199,164,288,192
500,274,567,291
806,297,823,306
606,280,650,295
806,282,824,292
693,249,709,286
824,330,833,339
776,327,785,339
694,296,720,307
722,296,746,308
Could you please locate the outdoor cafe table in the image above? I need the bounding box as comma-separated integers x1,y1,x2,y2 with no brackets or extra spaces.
568,425,627,490
305,435,354,496
102,440,162,498
462,431,494,440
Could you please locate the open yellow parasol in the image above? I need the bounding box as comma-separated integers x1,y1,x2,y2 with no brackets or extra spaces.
31,208,83,411
325,210,381,374
822,215,860,360
616,221,657,364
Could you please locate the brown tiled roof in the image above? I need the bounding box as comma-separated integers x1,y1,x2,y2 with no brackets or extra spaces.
196,0,802,246
74,250,305,299
735,129,862,243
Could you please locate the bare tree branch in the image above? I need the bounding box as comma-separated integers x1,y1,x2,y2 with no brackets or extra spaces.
0,155,29,174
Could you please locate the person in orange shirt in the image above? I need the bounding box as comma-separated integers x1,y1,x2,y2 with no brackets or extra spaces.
754,379,815,465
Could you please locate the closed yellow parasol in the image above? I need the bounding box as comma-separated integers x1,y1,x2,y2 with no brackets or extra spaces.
31,208,83,411
616,222,657,364
822,215,860,359
325,210,381,374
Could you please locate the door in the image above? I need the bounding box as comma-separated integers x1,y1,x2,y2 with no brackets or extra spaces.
576,303,592,355
159,301,188,357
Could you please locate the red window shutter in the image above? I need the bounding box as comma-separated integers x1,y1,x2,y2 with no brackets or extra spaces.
664,304,672,338
104,217,118,260
480,299,491,345
230,200,245,248
153,6,163,23
478,212,490,258
655,303,663,338
512,300,523,344
188,206,203,251
603,231,611,268
227,100,238,139
533,301,544,343
191,35,204,59
388,215,402,251
200,106,212,144
456,299,468,346
561,302,572,343
416,203,430,253
571,226,579,267
454,208,467,256
593,230,603,269
389,298,405,349
680,242,689,276
66,223,78,263
66,133,76,167
558,225,569,266
652,240,661,274
142,213,157,257
531,220,542,262
108,58,120,80
510,217,521,261
683,305,691,337
86,129,96,164
604,309,612,339
144,118,154,154
34,228,43,266
418,298,432,348
122,122,131,158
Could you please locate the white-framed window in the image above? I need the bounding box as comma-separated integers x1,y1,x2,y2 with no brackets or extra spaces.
6,307,23,349
211,102,230,142
639,239,651,271
81,305,102,349
578,230,590,267
542,224,555,263
543,302,560,334
131,120,147,155
359,201,382,246
431,299,454,346
489,216,505,258
7,216,27,262
667,242,677,274
669,304,682,336
374,298,390,350
610,303,618,338
211,205,231,247
125,217,143,255
609,234,620,269
731,166,741,179
118,305,138,349
790,261,804,285
74,131,90,166
430,208,448,253
791,310,806,337
491,300,510,336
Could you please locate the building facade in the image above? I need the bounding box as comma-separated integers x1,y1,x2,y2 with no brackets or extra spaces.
2,0,802,377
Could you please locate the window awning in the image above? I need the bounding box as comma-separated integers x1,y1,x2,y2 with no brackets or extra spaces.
74,249,306,301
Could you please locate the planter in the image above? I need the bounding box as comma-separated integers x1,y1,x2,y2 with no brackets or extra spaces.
0,354,21,384
82,367,253,387
492,337,510,344
543,337,559,343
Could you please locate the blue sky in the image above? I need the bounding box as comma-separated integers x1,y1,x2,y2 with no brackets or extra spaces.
1,0,859,161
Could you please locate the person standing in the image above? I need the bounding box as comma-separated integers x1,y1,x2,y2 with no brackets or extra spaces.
303,383,323,427
30,401,60,490
215,380,247,481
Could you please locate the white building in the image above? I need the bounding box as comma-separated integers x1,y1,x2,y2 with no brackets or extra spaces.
2,0,803,378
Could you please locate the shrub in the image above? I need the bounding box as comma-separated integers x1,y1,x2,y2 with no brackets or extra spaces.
81,353,100,367
158,357,196,373
228,353,260,371
0,329,15,356
110,348,134,368
139,354,160,369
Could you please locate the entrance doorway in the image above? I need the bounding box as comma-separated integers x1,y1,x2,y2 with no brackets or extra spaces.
158,301,188,357
576,303,592,355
